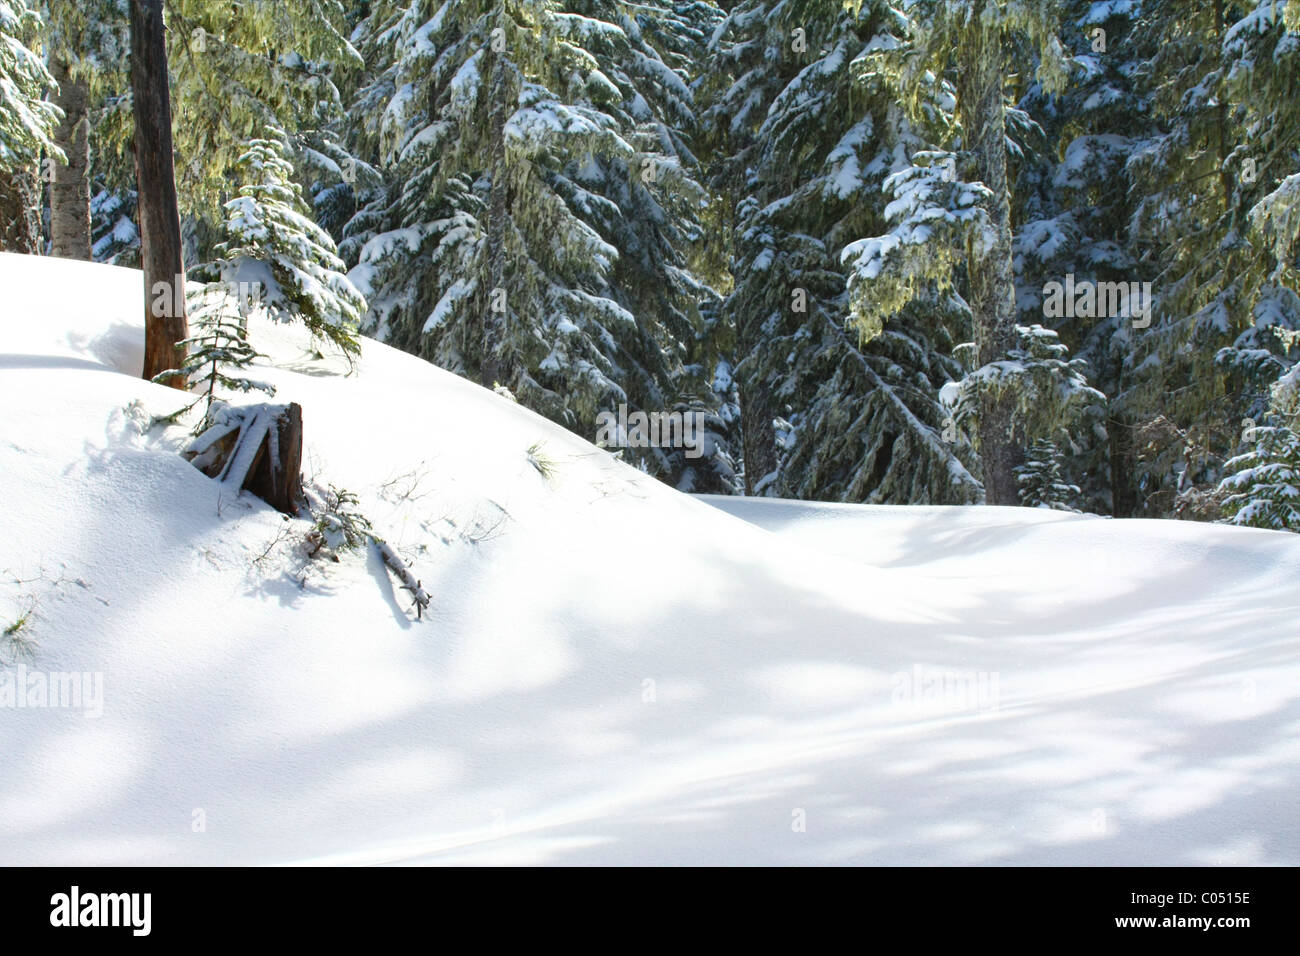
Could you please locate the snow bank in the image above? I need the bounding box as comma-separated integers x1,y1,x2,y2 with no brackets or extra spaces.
2,253,1298,865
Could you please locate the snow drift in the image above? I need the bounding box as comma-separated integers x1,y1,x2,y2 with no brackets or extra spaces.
1,252,1298,865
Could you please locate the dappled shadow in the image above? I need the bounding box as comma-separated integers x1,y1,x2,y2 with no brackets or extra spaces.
5,314,1299,867
4,482,1297,866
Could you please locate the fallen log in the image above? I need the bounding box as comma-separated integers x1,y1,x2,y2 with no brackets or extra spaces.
372,536,431,620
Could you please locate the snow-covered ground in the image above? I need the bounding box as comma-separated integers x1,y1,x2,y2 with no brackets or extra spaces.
2,252,1298,865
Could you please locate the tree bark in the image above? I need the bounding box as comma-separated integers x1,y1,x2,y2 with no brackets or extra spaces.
244,403,304,514
0,166,41,254
185,403,304,514
738,346,777,496
957,25,1022,505
49,55,92,261
479,36,510,390
1108,412,1137,517
130,0,189,387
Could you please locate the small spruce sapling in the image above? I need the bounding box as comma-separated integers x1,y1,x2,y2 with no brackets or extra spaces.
305,484,372,561
1016,439,1081,512
1220,424,1300,531
152,286,275,429
1220,348,1300,532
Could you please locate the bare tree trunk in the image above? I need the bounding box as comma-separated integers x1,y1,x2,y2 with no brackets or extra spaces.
724,180,776,496
0,166,41,254
957,26,1022,506
1108,412,1137,517
130,0,188,387
49,55,92,261
479,38,510,390
737,346,777,496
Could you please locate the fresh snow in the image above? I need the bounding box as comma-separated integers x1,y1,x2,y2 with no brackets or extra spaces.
2,253,1299,866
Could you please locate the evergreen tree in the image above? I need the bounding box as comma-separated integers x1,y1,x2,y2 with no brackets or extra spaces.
89,186,138,263
1016,437,1080,511
1010,0,1149,515
1220,423,1300,530
705,0,982,502
1123,0,1300,517
215,137,365,358
672,345,741,493
1220,332,1300,532
153,286,276,426
842,0,1074,504
343,0,729,487
0,0,59,160
160,0,364,258
0,0,62,252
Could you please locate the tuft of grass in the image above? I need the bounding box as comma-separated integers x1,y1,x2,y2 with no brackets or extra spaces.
526,441,558,484
3,604,38,663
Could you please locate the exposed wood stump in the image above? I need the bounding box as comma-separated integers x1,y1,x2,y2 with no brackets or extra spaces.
185,402,303,514
245,403,303,514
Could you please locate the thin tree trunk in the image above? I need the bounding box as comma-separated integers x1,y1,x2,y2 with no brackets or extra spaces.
0,166,41,253
480,36,510,390
1214,0,1232,207
130,0,189,387
738,340,777,496
1108,412,1137,517
727,178,777,495
957,25,1022,505
49,55,92,261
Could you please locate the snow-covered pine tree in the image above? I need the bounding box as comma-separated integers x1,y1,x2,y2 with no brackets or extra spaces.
1212,1,1300,509
1220,424,1300,530
215,137,365,358
1016,437,1080,511
344,0,729,486
671,340,742,494
1009,0,1150,515
939,322,1104,486
0,0,62,252
162,0,364,257
697,0,791,494
839,0,1107,505
1220,353,1300,531
1123,0,1300,517
89,186,138,264
0,0,59,160
558,0,734,493
703,0,981,502
842,0,1073,505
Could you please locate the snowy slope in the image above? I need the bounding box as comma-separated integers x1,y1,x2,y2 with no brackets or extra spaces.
1,252,1298,866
